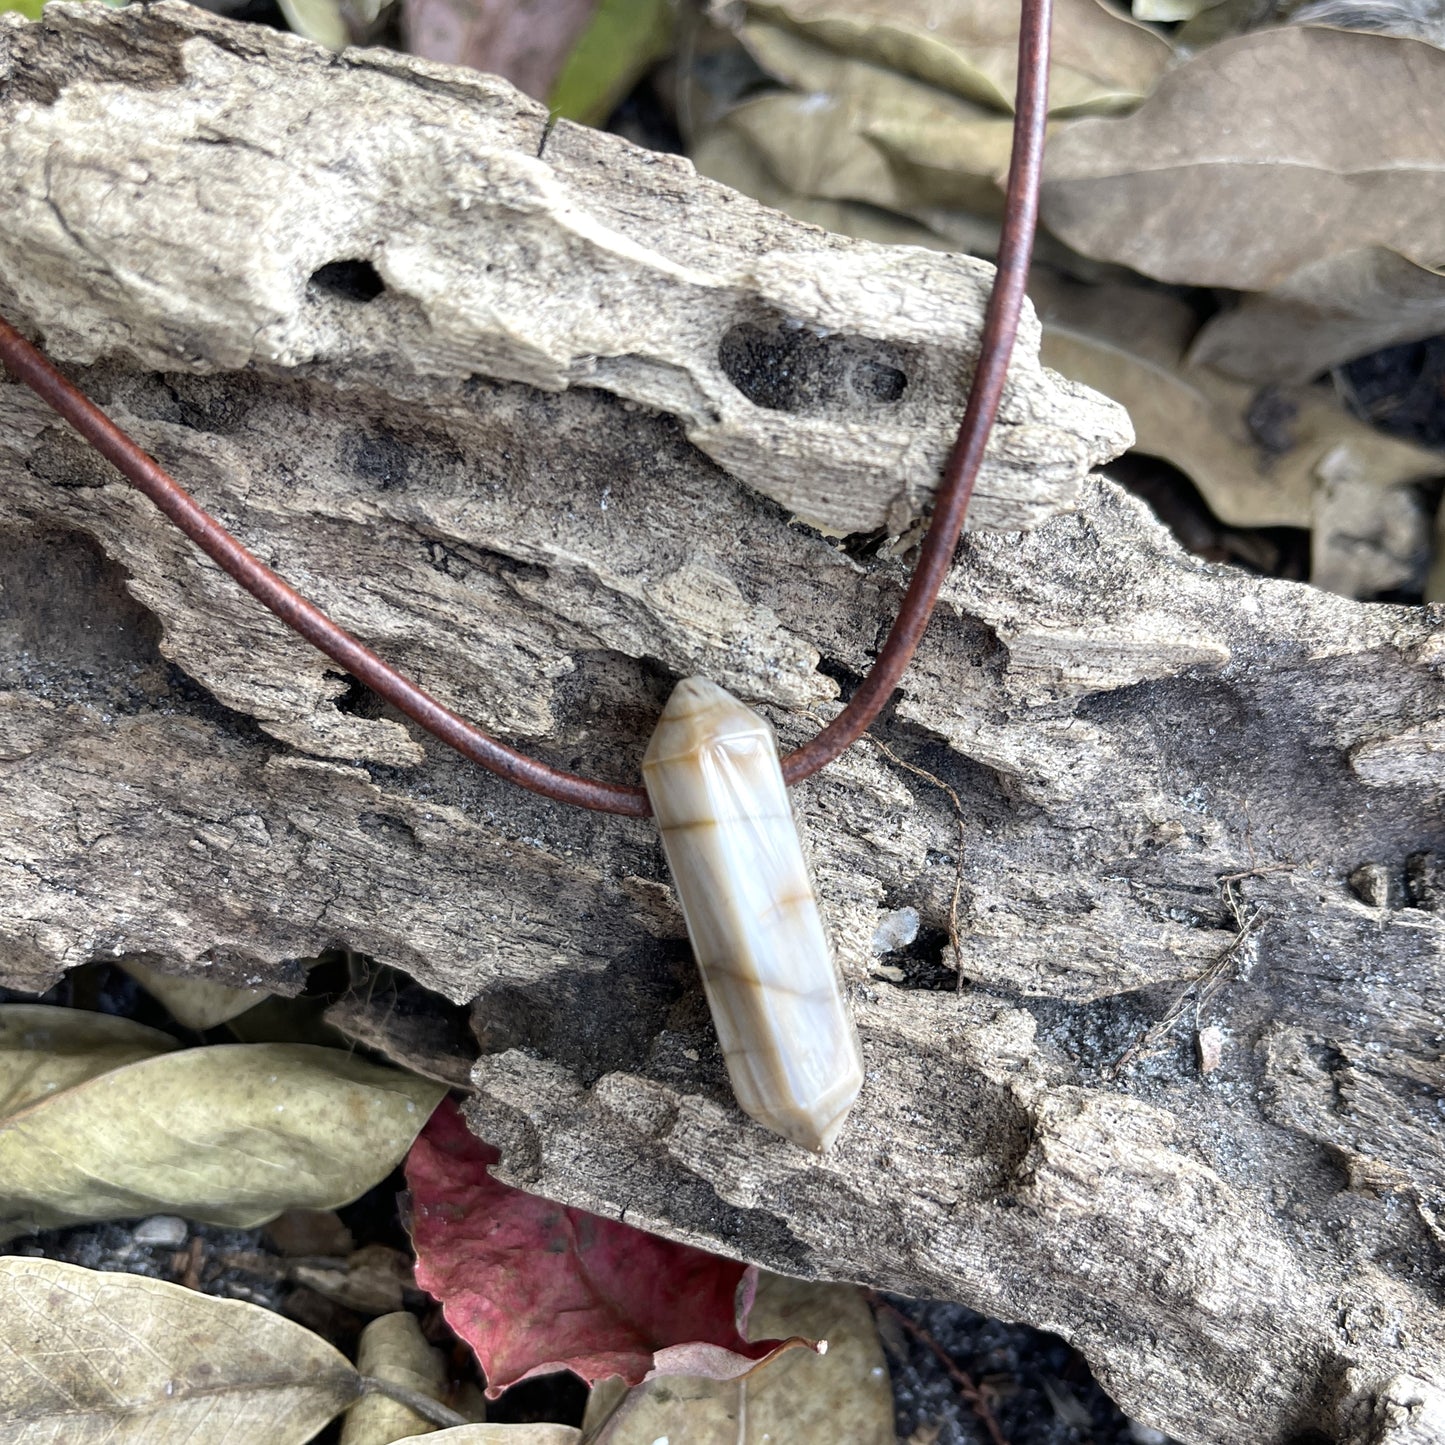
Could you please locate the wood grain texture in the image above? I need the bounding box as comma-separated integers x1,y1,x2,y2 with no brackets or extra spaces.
0,8,1441,1443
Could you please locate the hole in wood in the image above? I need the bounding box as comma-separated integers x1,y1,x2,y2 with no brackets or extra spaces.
719,315,909,413
308,258,386,304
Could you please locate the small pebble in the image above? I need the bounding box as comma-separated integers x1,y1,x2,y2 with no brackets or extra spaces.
133,1215,188,1248
871,906,919,954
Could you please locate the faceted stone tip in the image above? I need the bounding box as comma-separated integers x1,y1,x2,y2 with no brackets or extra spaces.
643,674,866,1154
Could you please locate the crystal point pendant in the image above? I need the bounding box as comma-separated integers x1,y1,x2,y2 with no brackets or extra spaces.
642,677,864,1151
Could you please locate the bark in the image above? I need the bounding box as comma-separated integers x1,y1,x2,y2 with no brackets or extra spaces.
1,7,1443,1444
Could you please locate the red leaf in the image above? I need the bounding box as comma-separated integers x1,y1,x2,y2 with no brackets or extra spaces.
405,1100,812,1398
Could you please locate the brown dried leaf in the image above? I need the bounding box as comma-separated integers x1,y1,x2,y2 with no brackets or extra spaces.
324,979,477,1089
732,25,1020,213
583,1274,894,1444
743,0,1171,115
0,1256,360,1443
1035,275,1444,594
1433,504,1445,603
691,120,960,251
1042,27,1445,290
1189,248,1445,385
293,1243,415,1315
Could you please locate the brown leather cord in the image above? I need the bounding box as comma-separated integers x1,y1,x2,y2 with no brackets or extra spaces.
0,0,1052,818
781,0,1053,787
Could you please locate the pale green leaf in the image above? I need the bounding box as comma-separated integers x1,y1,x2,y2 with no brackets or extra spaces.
121,957,270,1029
0,1004,177,1119
0,1256,360,1443
549,0,674,126
0,1043,445,1240
278,0,350,49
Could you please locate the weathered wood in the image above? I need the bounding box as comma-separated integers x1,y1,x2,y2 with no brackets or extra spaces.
0,7,1442,1443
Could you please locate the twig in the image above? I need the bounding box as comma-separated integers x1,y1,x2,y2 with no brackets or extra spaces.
866,1291,1010,1445
1106,868,1283,1079
358,1374,469,1429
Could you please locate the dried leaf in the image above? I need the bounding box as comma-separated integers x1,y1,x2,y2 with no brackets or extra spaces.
121,957,270,1029
391,1430,581,1443
0,1256,360,1442
0,1043,445,1241
584,1274,894,1444
730,26,1021,213
0,1004,177,1117
265,1207,356,1256
1042,27,1445,291
406,1101,811,1398
400,0,599,100
341,1311,451,1445
1035,274,1444,534
1176,0,1445,48
1189,248,1445,385
549,0,674,125
1131,0,1221,23
691,119,960,251
277,0,350,49
743,0,1171,115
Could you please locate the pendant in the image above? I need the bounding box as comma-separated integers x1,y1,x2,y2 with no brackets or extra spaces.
642,678,865,1151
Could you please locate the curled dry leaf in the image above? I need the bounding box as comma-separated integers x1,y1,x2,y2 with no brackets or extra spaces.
742,0,1171,115
0,1004,177,1117
406,1101,812,1399
0,1042,445,1241
120,958,270,1029
1035,274,1444,595
691,120,961,252
1190,247,1445,385
1042,27,1445,290
341,1311,451,1445
0,1256,360,1443
731,24,1021,214
293,1242,415,1316
583,1274,894,1444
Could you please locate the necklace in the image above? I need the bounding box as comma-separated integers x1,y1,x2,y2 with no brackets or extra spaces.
0,0,1051,1148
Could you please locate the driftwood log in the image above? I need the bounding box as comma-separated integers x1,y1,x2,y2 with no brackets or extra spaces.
2,7,1443,1442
